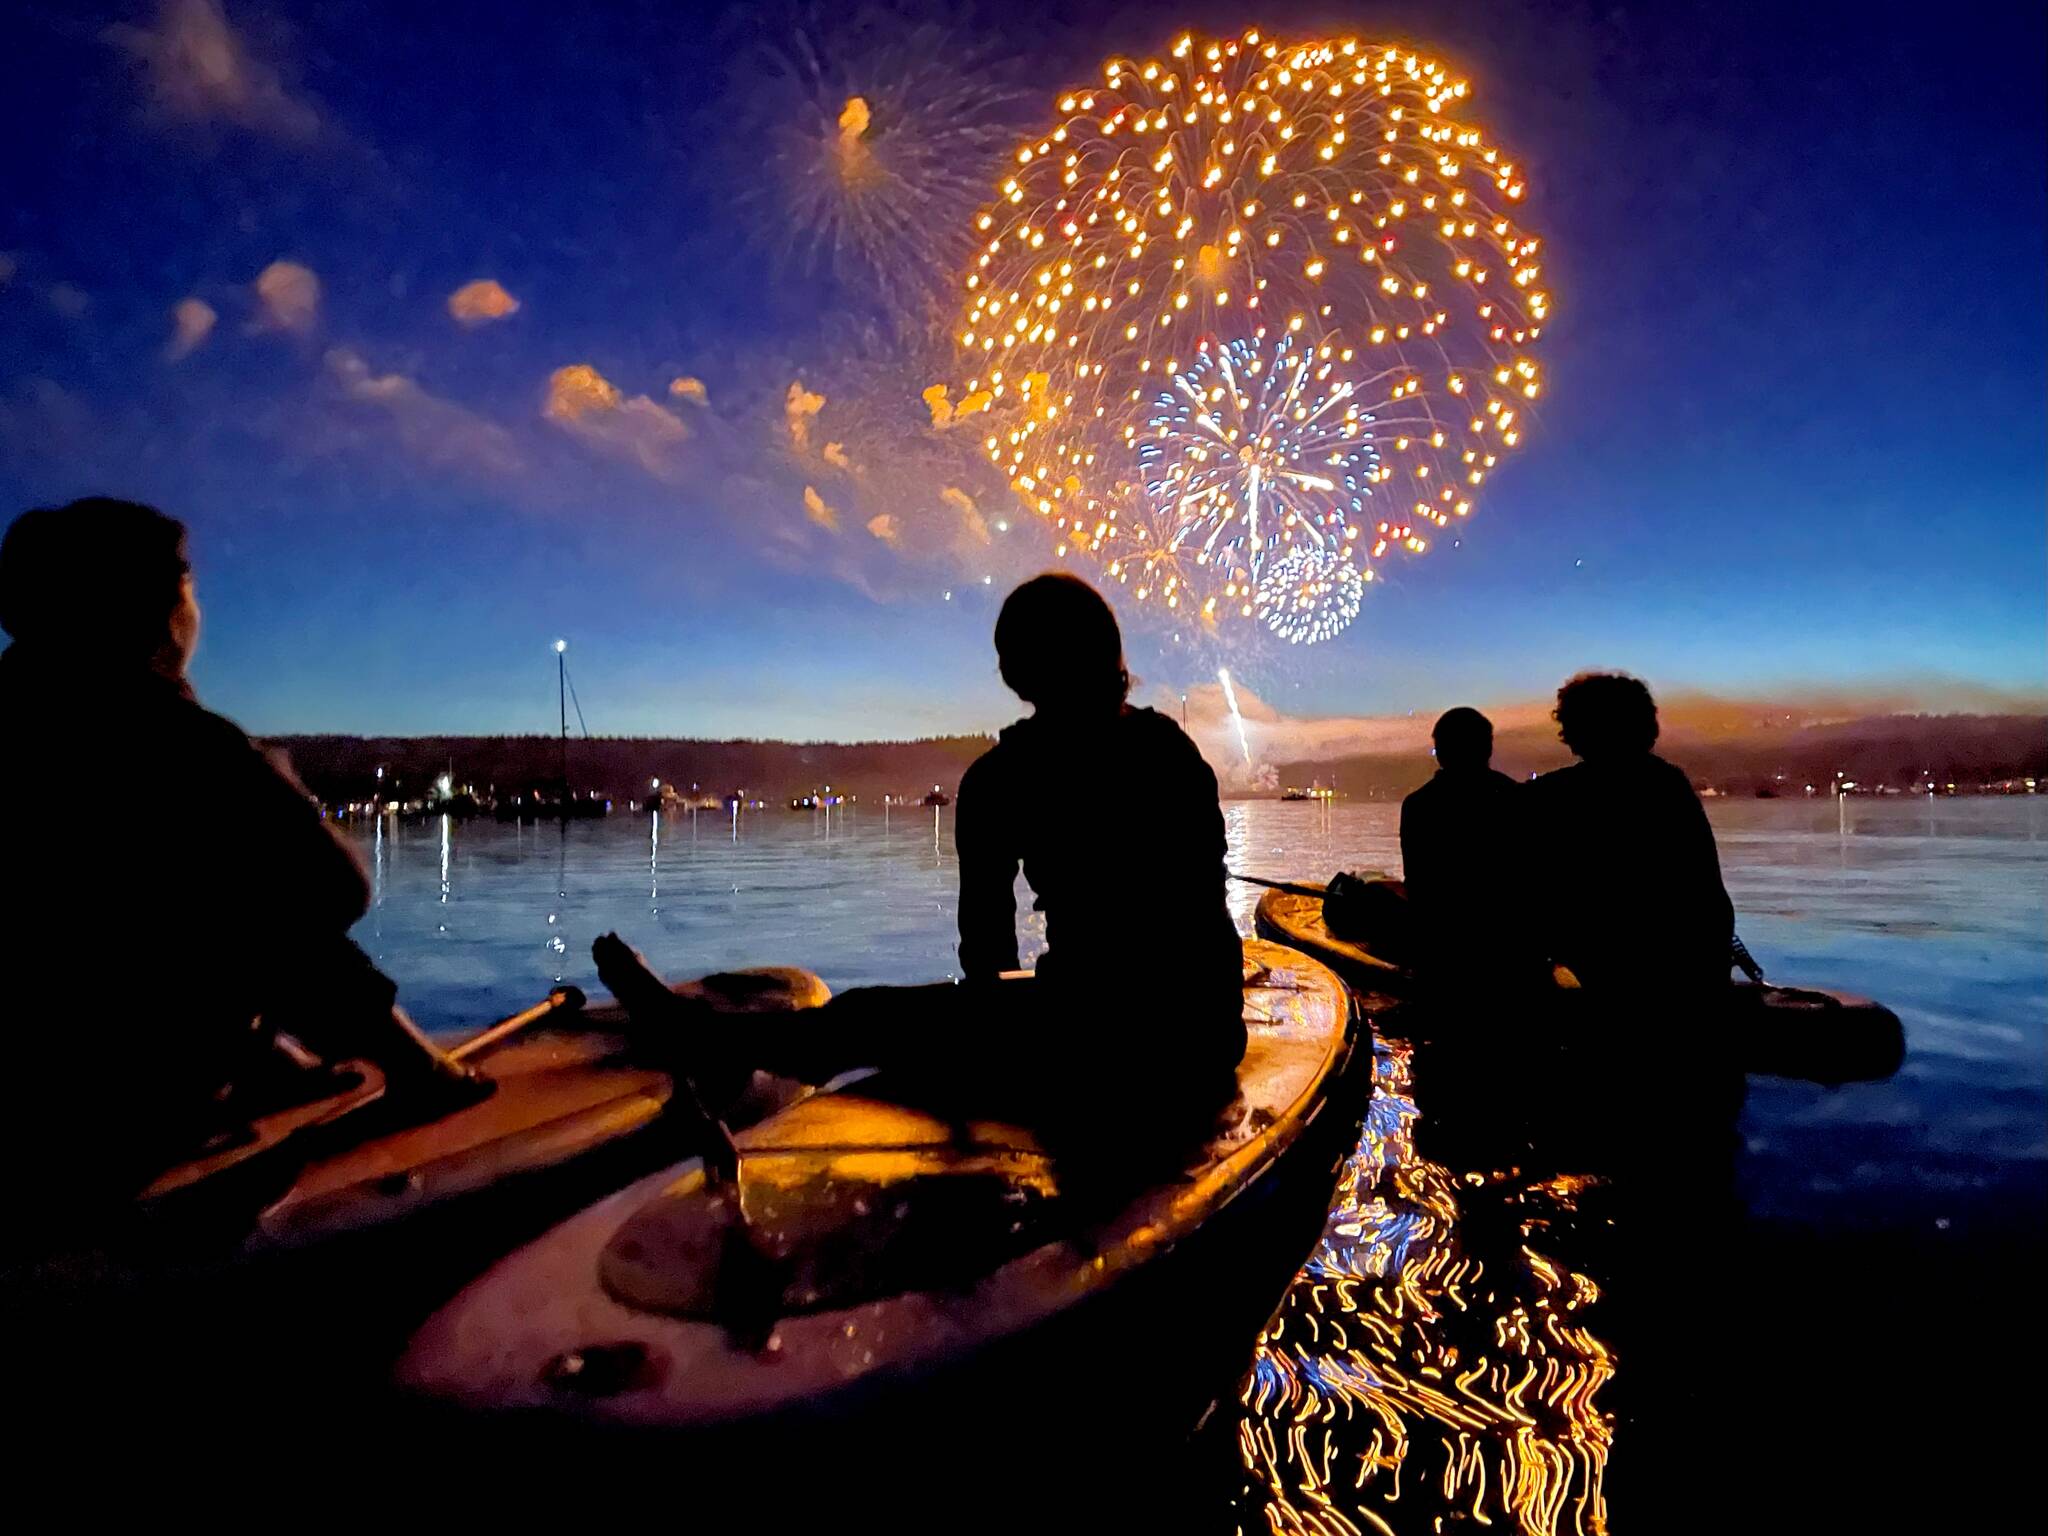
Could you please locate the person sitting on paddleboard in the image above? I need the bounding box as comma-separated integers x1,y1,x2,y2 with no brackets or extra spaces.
596,571,1245,1141
1400,707,1545,996
1527,673,1734,997
0,498,482,1234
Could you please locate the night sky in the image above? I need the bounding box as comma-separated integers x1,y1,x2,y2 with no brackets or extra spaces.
3,0,2042,740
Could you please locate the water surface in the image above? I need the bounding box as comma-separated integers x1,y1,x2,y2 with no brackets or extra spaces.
344,795,2046,1530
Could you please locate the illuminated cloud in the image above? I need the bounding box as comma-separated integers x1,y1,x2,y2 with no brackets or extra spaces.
447,278,520,325
921,382,992,429
822,440,852,472
252,259,319,333
785,381,825,450
46,283,90,319
865,513,900,544
669,376,708,406
326,347,521,478
166,296,217,360
803,485,839,531
543,363,689,479
941,485,989,543
106,0,322,141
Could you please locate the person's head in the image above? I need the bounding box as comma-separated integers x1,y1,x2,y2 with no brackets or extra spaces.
0,498,198,674
1430,706,1494,771
993,571,1130,716
1553,672,1659,761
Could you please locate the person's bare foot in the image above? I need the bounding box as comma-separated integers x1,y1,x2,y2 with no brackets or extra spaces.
593,932,690,1025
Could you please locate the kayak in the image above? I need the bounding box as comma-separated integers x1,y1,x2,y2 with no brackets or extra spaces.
394,939,1368,1488
1254,885,1905,1086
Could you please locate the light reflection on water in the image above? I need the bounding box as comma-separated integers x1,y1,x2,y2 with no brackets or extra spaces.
341,796,2044,1529
1235,1036,1616,1535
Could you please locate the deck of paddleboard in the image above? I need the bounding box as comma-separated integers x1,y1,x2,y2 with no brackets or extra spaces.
397,937,1354,1427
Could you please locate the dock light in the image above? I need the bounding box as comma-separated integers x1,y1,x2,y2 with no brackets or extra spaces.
554,639,568,653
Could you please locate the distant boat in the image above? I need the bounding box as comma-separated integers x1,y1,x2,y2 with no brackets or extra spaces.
1281,789,1314,802
920,786,951,807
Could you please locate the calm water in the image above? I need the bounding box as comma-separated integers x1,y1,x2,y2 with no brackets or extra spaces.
344,796,2045,1529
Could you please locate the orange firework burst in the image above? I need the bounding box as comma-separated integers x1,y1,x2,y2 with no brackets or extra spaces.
950,28,1551,642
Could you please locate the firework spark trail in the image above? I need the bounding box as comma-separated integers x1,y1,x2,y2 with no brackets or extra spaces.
952,27,1550,643
730,4,1037,332
1218,666,1253,765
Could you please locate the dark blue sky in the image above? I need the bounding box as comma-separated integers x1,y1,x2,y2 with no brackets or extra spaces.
3,0,2041,738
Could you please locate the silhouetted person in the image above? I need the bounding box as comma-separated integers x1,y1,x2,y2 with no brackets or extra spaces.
1527,673,1734,996
1399,707,1540,993
0,498,476,1240
597,572,1244,1148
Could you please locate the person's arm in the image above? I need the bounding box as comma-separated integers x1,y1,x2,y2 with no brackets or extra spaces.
1398,792,1419,896
208,719,477,1093
954,754,1021,979
233,736,372,933
1676,775,1736,951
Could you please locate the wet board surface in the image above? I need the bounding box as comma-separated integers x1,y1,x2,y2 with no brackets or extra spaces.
139,967,830,1247
396,938,1355,1428
1255,887,1904,1084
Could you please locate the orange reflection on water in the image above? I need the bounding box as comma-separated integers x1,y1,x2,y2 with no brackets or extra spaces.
1233,1036,1614,1535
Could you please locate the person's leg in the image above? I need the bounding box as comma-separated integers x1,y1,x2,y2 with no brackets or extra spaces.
594,930,1038,1087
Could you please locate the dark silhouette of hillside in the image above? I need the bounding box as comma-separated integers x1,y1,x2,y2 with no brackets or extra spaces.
1275,714,2048,798
270,733,995,806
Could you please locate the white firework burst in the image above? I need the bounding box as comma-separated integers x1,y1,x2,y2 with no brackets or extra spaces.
1255,543,1366,645
1138,329,1378,586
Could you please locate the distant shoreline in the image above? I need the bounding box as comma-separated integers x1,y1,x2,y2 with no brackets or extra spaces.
267,713,2047,811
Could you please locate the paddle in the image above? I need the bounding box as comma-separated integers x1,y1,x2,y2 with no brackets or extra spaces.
1229,871,1328,899
448,985,587,1064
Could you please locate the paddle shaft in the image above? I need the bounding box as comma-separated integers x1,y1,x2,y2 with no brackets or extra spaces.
448,986,586,1063
1229,872,1327,899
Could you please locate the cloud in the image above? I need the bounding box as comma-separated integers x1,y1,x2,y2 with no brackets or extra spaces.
166,296,217,360
543,363,690,479
785,381,825,450
941,485,989,543
922,382,993,429
822,440,853,472
106,0,322,141
1164,678,2048,789
669,376,708,406
803,485,839,531
46,283,90,318
252,259,319,333
325,346,521,477
448,278,520,325
865,513,900,544
0,377,96,463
